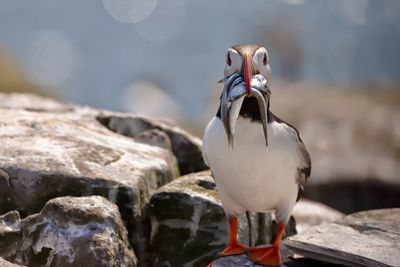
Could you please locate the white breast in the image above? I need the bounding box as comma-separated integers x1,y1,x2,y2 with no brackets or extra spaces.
203,116,300,223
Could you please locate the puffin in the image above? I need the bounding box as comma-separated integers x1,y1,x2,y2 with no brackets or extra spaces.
202,44,311,266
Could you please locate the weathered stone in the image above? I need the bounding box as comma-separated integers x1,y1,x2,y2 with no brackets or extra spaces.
210,254,340,267
149,171,296,267
135,129,173,151
1,196,137,267
97,113,208,175
0,211,20,235
0,93,182,265
211,254,264,267
0,257,25,267
0,170,14,214
0,93,72,112
0,211,21,259
292,199,344,234
148,171,226,267
285,208,400,267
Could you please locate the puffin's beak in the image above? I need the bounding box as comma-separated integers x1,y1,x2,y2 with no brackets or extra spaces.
241,54,253,94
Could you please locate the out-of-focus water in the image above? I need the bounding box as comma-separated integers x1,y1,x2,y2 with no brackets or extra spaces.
0,0,399,120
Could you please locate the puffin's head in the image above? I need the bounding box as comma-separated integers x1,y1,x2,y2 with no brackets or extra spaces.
224,44,271,93
220,44,271,147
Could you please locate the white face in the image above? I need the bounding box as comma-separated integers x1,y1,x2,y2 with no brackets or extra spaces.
253,47,271,79
224,48,242,77
224,47,271,80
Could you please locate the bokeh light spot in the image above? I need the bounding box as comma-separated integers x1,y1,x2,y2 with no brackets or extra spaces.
26,31,78,87
102,0,157,23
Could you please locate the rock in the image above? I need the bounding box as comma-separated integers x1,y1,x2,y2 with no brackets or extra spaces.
97,113,208,175
211,254,264,267
271,87,400,213
0,93,72,112
0,257,25,267
210,254,341,267
1,196,137,267
148,171,226,267
285,208,400,267
0,93,182,265
149,171,296,267
292,199,344,234
0,211,21,258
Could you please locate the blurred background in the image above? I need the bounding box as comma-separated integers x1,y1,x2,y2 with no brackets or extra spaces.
0,0,399,213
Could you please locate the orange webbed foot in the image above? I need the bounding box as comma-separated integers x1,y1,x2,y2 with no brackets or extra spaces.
247,245,281,266
218,242,247,257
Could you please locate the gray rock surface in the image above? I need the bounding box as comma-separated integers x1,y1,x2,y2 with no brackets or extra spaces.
292,199,344,234
0,257,25,267
1,196,137,267
285,208,400,267
211,254,264,267
149,171,296,267
149,171,227,267
0,93,186,265
210,254,341,267
97,113,207,175
0,93,72,112
0,211,21,259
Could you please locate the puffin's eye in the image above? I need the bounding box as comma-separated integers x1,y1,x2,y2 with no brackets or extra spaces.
226,53,232,66
263,53,267,65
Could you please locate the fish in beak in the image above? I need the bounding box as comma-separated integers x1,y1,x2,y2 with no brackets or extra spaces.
220,71,270,148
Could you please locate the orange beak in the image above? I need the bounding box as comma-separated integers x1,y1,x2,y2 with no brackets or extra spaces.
241,54,253,94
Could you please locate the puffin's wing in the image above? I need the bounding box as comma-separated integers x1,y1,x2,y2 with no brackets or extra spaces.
267,112,311,202
296,140,311,201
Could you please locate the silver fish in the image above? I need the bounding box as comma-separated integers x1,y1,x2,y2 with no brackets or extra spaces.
220,73,269,147
220,73,241,145
249,87,269,146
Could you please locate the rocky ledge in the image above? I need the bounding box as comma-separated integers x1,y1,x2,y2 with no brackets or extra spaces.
0,93,397,267
0,93,210,266
285,208,400,267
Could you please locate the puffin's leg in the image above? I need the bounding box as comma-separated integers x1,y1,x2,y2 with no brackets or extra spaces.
247,223,285,266
219,217,247,256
